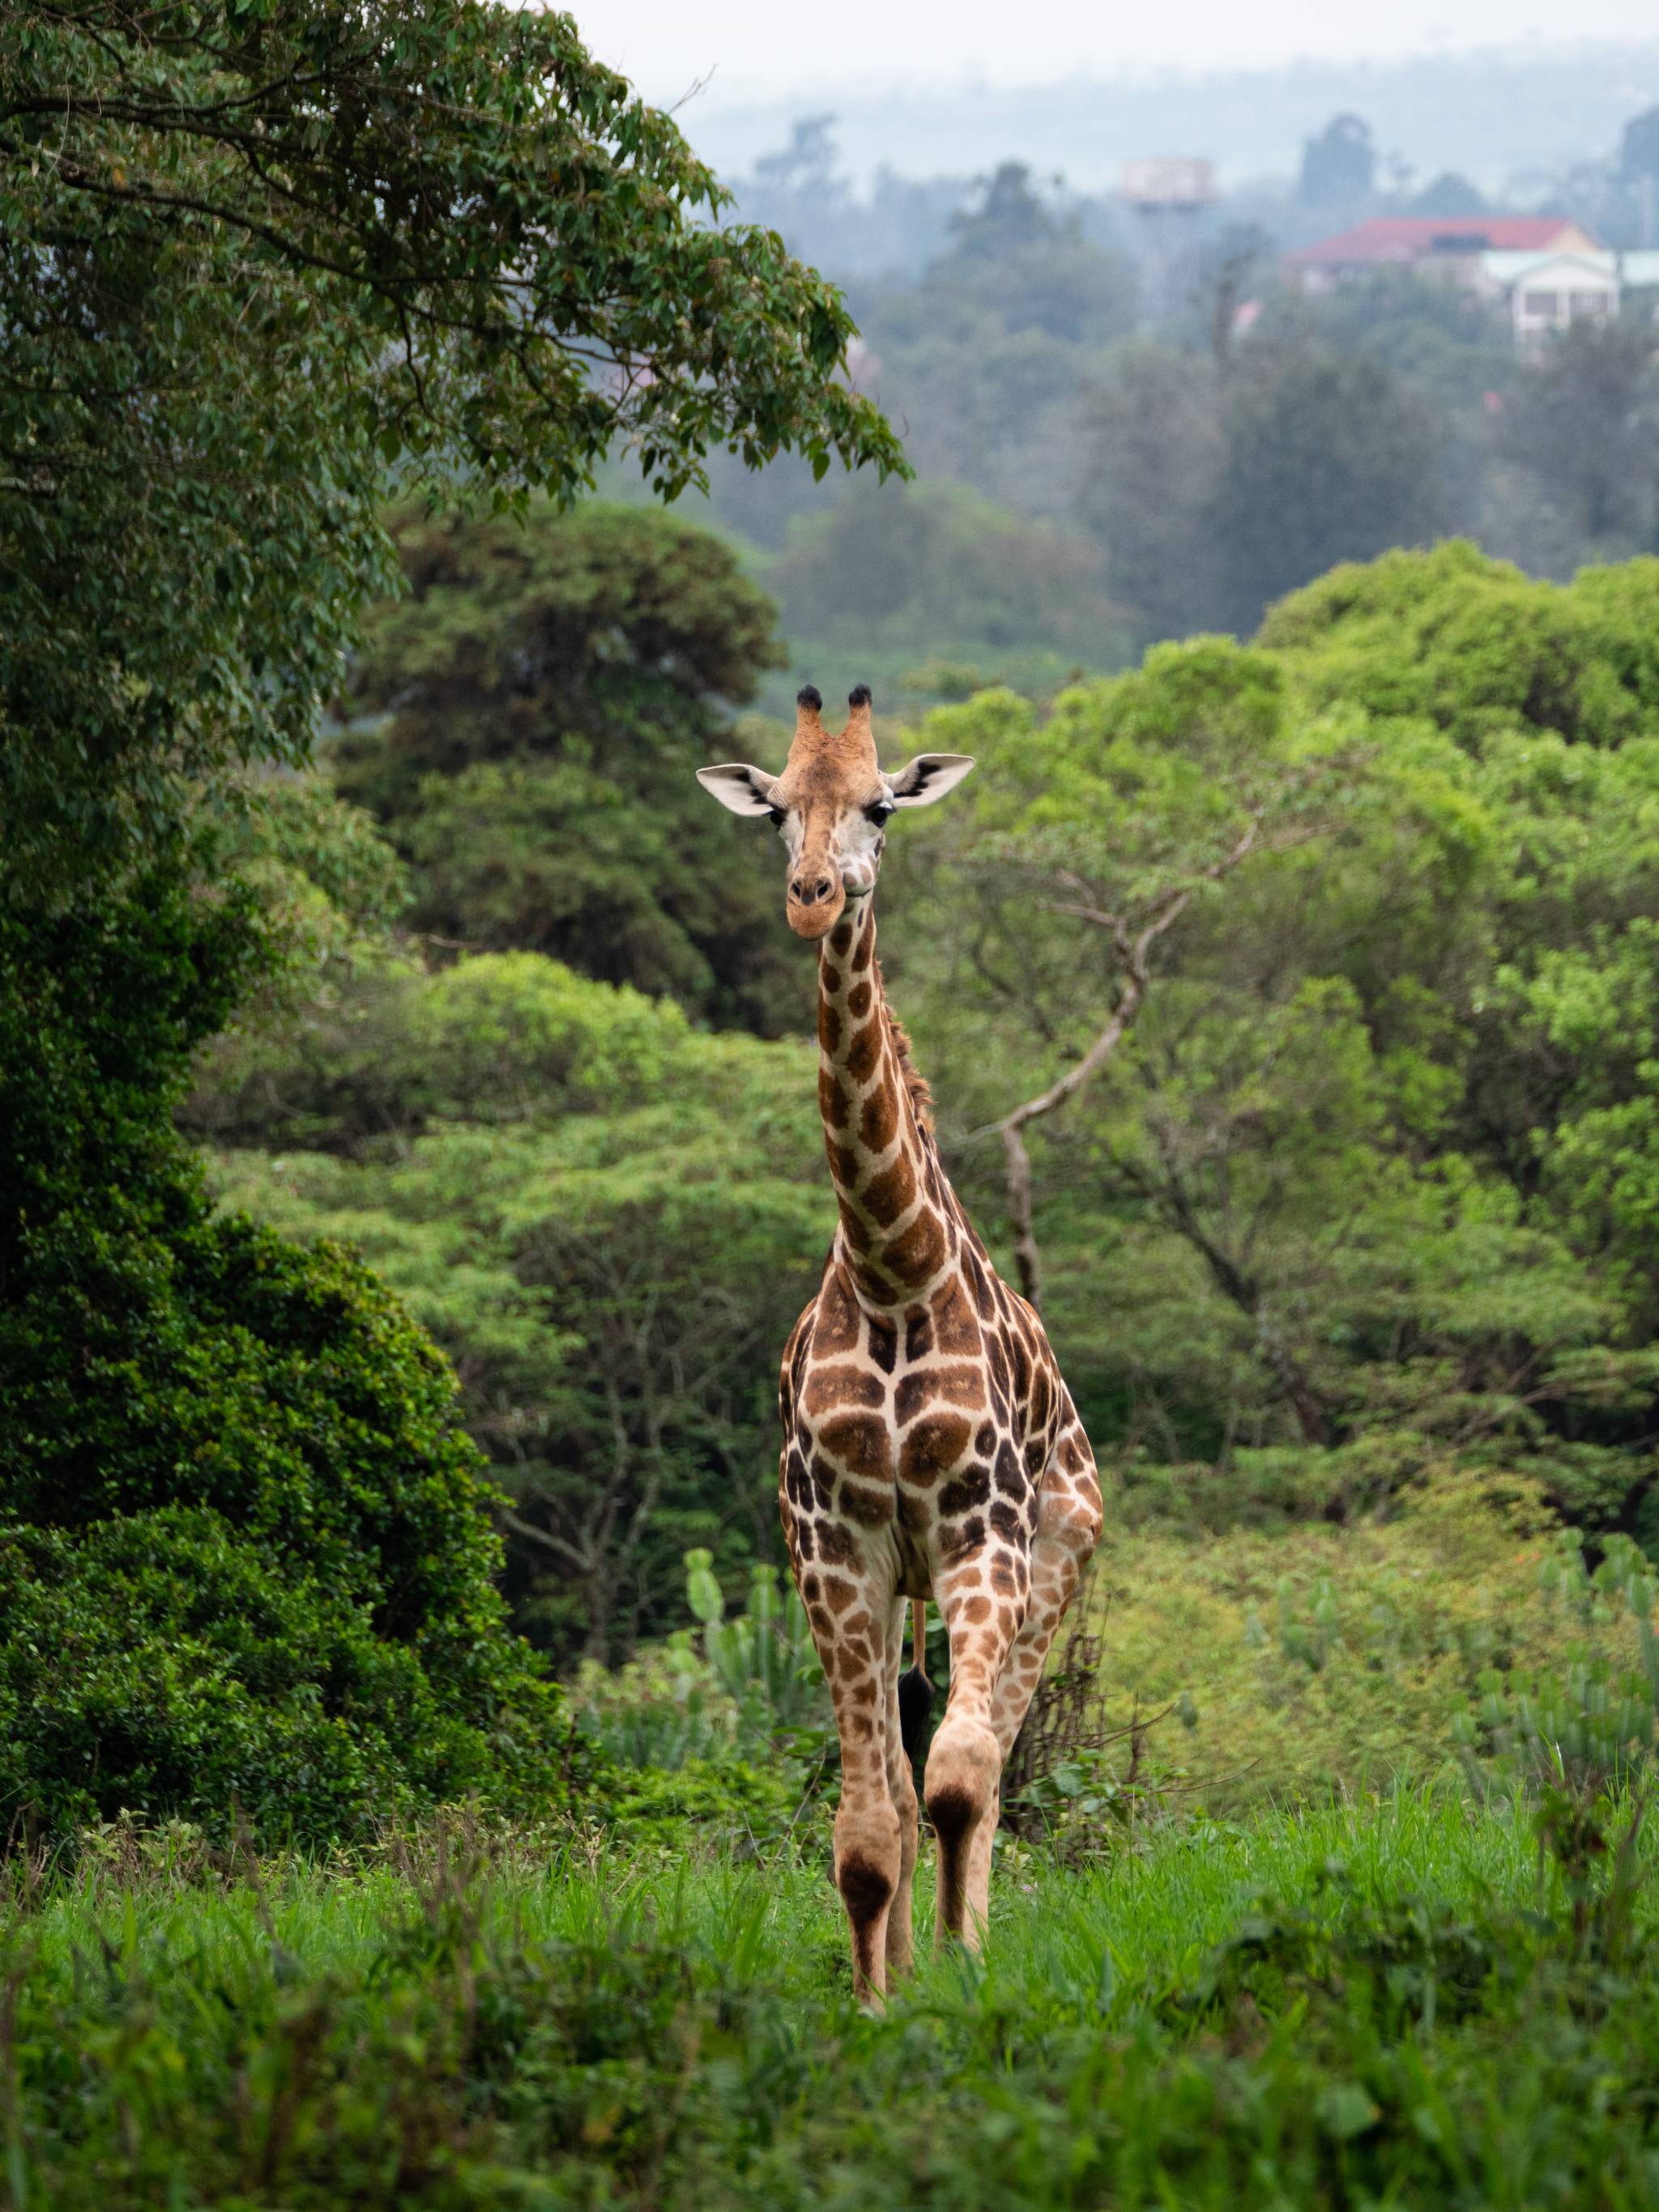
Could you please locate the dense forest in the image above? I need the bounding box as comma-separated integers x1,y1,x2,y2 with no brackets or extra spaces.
178,514,1659,1676
3,0,1659,1777
0,0,900,1841
21,12,1659,2203
691,115,1659,686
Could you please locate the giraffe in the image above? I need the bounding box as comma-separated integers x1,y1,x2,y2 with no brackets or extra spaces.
697,683,1102,2002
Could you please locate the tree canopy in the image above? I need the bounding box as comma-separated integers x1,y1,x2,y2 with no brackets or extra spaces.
0,2,903,1831
0,0,905,893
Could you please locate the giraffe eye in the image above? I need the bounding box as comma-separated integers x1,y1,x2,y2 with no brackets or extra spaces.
768,806,787,828
866,801,894,826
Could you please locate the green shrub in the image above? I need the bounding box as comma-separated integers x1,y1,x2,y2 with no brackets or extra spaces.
572,1551,834,1848
0,863,591,1843
1084,1473,1654,1812
0,1507,586,1843
601,1754,811,1855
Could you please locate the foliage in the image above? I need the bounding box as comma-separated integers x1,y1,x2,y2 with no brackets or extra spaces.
1499,318,1659,545
19,1797,1659,2208
0,1506,593,1848
183,541,1659,1654
1081,1474,1643,1814
0,1,902,1831
194,944,829,1664
0,0,903,897
331,500,803,1028
829,164,1137,522
572,1547,829,1771
1074,340,1227,640
1410,170,1488,217
1297,112,1378,207
936,163,1137,347
887,555,1659,1541
571,1548,833,1846
684,1549,830,1750
1456,1528,1659,1796
1623,103,1659,183
1256,539,1659,744
1263,269,1517,418
1209,347,1447,633
1076,335,1446,640
0,864,579,1843
768,477,1129,665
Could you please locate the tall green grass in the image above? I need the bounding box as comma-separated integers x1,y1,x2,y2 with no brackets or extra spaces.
10,1796,1659,2209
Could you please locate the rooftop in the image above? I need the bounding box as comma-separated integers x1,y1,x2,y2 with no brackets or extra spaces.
1286,216,1595,270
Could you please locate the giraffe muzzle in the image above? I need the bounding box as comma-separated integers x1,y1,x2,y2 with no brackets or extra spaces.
787,869,845,939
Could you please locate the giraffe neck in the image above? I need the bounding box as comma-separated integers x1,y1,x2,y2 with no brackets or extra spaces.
816,897,957,1311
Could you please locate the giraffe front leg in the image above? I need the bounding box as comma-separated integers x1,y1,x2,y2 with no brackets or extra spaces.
798,1560,905,2005
880,1593,919,1980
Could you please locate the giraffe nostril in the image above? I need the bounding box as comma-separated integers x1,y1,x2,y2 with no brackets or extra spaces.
791,873,834,905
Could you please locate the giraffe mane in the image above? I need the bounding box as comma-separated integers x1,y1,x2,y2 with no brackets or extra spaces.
876,959,935,1134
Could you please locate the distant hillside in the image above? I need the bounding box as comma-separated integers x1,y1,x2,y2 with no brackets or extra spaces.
685,41,1659,198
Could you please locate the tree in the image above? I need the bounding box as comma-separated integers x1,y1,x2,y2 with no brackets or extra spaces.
1502,319,1659,545
333,501,801,1030
1210,347,1445,633
839,160,1137,516
1297,115,1378,210
885,548,1659,1539
932,641,1343,1309
1198,223,1274,374
0,1,906,1830
769,478,1127,662
1622,104,1659,184
753,113,843,197
1258,540,1659,749
936,163,1137,347
1411,173,1487,217
194,947,829,1664
1254,268,1516,418
1,0,905,896
0,863,591,1840
1073,341,1226,639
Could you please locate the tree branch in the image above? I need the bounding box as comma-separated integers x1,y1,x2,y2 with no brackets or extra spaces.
995,819,1260,1304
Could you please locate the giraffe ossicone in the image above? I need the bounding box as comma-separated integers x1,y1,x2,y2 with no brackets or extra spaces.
697,683,1102,2001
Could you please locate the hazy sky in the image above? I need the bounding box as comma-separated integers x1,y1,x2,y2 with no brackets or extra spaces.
582,1,1659,104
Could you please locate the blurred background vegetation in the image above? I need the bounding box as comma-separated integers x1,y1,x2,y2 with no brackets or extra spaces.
187,524,1659,1715
13,0,1659,1847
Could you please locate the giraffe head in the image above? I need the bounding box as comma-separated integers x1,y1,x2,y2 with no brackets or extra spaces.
697,684,975,940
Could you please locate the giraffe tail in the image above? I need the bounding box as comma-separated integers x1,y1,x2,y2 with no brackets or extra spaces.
897,1598,936,1764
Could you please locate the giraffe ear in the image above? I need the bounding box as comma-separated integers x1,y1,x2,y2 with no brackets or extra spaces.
887,754,975,808
696,763,781,817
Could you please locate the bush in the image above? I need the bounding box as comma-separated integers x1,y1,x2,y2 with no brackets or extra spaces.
0,1507,586,1844
572,1549,835,1852
0,863,589,1843
1082,1473,1650,1813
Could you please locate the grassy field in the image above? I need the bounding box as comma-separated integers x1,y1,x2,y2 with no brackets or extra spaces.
9,1794,1659,2210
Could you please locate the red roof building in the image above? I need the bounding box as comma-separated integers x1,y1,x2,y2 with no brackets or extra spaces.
1286,215,1600,288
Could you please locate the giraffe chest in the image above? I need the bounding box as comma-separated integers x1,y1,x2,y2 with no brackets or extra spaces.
782,1272,1058,1574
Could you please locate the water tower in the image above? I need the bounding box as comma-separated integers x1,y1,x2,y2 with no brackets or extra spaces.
1120,158,1218,323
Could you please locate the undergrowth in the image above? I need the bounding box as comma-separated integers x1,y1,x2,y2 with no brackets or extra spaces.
7,1795,1659,2210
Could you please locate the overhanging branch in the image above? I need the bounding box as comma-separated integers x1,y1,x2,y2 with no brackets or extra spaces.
994,819,1260,1306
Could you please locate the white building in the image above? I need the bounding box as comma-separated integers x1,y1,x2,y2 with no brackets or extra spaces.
1478,250,1619,344
1478,248,1659,346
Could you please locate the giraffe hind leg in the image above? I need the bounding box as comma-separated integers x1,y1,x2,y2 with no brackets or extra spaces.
897,1598,935,1763
924,1564,1021,1954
